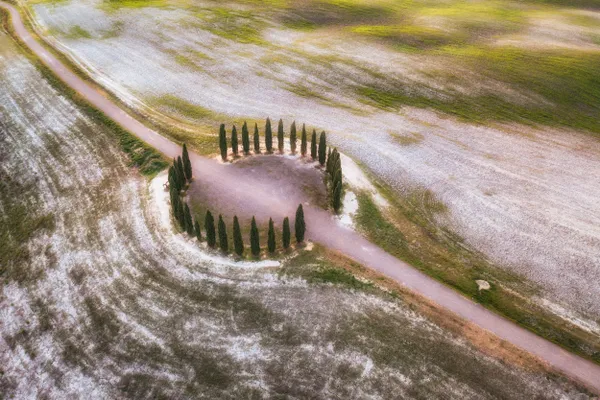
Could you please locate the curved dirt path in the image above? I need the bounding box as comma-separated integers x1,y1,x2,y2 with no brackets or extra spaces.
2,1,600,393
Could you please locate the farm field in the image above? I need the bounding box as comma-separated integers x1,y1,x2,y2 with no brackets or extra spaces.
2,0,600,397
2,26,593,398
23,0,600,344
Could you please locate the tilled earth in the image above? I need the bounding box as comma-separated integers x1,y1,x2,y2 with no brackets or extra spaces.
26,0,600,327
0,30,593,399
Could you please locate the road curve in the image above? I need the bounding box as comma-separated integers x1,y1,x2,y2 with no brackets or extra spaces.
2,1,600,393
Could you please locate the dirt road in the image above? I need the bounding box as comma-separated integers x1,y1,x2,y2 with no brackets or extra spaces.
2,1,600,393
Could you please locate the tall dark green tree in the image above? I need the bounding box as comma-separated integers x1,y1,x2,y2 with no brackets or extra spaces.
332,182,342,213
310,130,317,160
176,156,185,187
253,123,260,154
169,184,179,212
218,214,228,253
290,121,297,154
265,118,273,153
171,193,179,219
277,119,284,153
184,204,194,235
282,217,290,250
182,143,193,182
318,131,327,165
326,147,332,172
173,159,183,189
195,219,202,241
242,122,250,155
328,148,343,213
267,218,276,253
170,162,178,190
301,124,307,156
295,204,305,243
169,165,182,193
250,216,260,257
174,196,185,229
233,216,244,256
231,125,239,157
219,124,227,161
205,210,216,248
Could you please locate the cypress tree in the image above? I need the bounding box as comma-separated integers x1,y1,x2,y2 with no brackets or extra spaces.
318,131,327,165
168,166,178,192
195,219,202,241
177,156,185,187
311,130,317,160
169,185,179,213
290,121,297,154
242,121,250,155
218,214,228,253
175,196,185,229
172,159,183,190
277,119,284,153
233,216,244,256
328,148,343,212
219,124,227,161
250,216,260,257
170,190,179,216
253,123,260,154
182,143,192,182
231,125,239,157
328,148,340,176
184,204,194,235
301,124,307,156
282,217,290,250
265,118,273,153
205,210,216,248
333,168,342,188
326,147,332,173
295,204,305,243
332,182,342,212
267,218,276,253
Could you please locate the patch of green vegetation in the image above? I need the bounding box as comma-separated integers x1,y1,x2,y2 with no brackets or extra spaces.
102,0,168,10
309,267,373,290
282,19,317,31
153,94,215,121
351,24,456,49
26,0,69,5
101,21,124,39
416,1,525,36
195,7,265,45
389,131,424,146
354,183,600,365
65,25,92,39
526,0,600,9
356,46,600,134
566,13,600,28
283,0,394,27
285,83,361,113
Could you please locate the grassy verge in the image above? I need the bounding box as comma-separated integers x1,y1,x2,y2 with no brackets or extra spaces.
281,246,375,291
1,7,168,176
353,181,600,365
